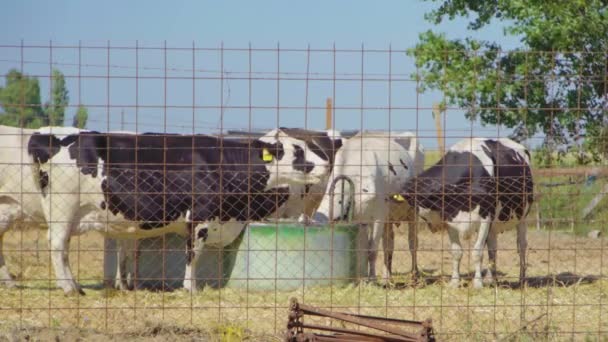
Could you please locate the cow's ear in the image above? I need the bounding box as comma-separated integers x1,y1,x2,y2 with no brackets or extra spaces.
333,138,343,151
94,132,108,151
28,133,61,164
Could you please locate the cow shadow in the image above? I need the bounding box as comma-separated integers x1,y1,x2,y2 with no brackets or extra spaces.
389,269,509,289
9,282,106,292
382,270,599,290
454,270,599,289
497,272,600,289
384,268,444,289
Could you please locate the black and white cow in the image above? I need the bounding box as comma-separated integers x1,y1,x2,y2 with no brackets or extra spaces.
390,138,534,288
27,129,338,295
182,128,342,291
0,125,83,288
261,128,343,221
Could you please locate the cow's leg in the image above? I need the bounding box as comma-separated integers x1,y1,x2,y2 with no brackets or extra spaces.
447,227,463,288
48,221,83,295
183,223,206,293
0,204,17,288
114,239,135,291
407,212,419,279
0,234,16,288
381,222,394,285
114,240,127,290
124,239,136,289
517,219,528,287
362,224,374,280
472,218,492,289
484,227,498,285
368,220,383,281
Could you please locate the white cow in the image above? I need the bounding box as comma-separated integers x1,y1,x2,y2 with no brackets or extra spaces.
0,125,41,287
0,125,84,288
312,131,425,283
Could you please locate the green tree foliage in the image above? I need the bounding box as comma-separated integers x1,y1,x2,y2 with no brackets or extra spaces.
0,69,46,128
0,68,73,128
45,69,69,126
72,105,88,129
409,0,608,158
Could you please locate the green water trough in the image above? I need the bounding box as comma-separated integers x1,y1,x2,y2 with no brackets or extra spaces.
103,222,368,291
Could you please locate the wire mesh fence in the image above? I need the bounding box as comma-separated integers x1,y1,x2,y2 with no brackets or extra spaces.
0,42,607,341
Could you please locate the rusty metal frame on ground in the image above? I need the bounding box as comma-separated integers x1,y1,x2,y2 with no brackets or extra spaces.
285,298,435,342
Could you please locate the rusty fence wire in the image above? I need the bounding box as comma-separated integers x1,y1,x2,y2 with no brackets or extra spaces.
0,42,607,341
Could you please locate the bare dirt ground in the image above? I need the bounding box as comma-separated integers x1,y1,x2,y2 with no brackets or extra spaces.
1,226,607,341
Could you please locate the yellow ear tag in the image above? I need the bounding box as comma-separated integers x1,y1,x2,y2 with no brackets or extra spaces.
392,194,405,202
262,148,273,162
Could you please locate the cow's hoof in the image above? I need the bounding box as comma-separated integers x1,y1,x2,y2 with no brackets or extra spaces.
183,288,197,294
1,278,17,288
472,278,484,289
380,277,394,288
64,287,85,296
408,272,425,287
182,280,197,293
0,268,16,288
114,281,133,291
483,275,496,286
362,277,381,287
410,269,421,281
114,275,134,291
58,281,84,296
297,214,311,225
518,278,528,288
448,279,461,288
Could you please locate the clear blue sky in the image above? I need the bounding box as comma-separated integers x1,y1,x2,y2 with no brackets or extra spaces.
0,0,525,148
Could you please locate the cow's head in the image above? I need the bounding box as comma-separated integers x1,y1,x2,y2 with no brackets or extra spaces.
388,190,445,233
258,128,342,190
250,137,320,190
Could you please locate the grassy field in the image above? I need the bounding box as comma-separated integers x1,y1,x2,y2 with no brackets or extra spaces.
1,225,607,341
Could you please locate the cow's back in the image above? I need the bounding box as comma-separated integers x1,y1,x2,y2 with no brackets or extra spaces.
334,131,422,185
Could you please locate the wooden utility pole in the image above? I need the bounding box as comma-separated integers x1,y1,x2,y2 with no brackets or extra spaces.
326,98,333,130
432,103,445,156
121,109,125,130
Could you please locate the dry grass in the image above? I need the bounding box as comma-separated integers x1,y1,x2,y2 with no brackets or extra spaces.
1,226,607,341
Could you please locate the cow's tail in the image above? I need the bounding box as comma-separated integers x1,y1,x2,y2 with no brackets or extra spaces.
26,135,49,195
30,159,49,197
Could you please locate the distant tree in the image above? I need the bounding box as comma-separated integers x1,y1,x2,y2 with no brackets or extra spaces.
72,105,88,128
44,69,69,126
409,0,608,160
0,68,72,128
0,69,46,128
